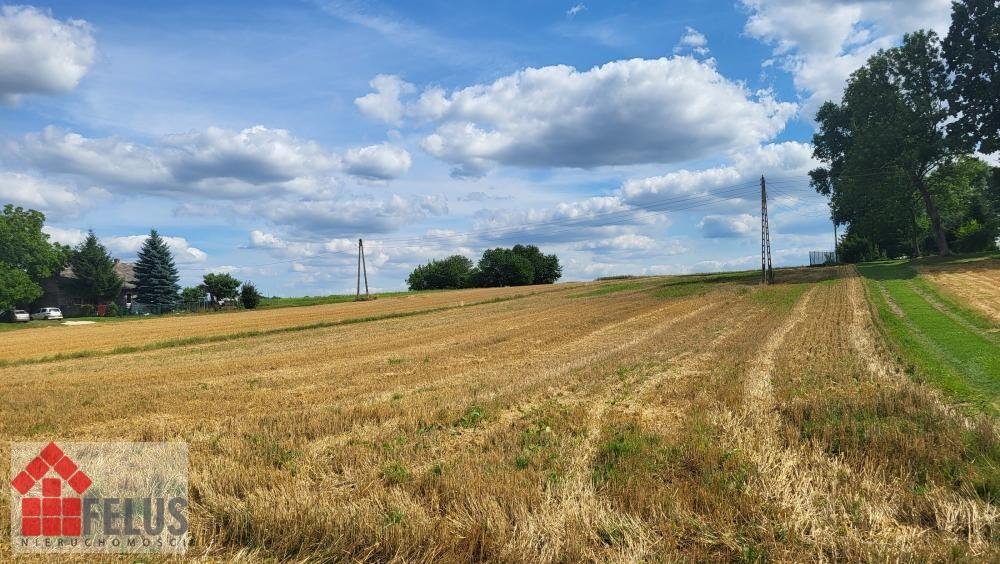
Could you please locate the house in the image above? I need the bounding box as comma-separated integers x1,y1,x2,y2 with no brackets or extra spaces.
32,260,137,317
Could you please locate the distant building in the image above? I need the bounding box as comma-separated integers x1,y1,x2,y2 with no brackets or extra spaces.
32,261,137,316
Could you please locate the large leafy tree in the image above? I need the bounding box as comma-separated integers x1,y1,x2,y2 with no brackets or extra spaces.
812,31,956,256
473,248,535,287
406,255,474,290
70,231,123,304
0,205,67,310
201,272,241,306
944,0,999,154
511,244,562,284
134,229,180,308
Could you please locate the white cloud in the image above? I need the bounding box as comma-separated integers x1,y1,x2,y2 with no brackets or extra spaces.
619,141,817,209
12,125,411,199
580,234,686,255
354,74,415,125
0,6,95,105
256,194,447,235
357,58,796,176
697,213,758,238
674,26,710,56
342,143,412,180
39,227,207,263
741,0,951,115
103,234,208,264
566,4,586,17
0,172,86,214
41,225,86,246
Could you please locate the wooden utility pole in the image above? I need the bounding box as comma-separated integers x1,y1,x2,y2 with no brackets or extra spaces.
356,238,369,300
760,175,774,284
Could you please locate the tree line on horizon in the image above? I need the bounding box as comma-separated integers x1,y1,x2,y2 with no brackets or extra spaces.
0,206,260,313
407,245,562,290
811,0,999,262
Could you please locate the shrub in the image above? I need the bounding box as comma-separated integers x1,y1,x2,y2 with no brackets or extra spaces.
240,282,262,310
106,302,120,317
837,233,886,263
79,304,95,317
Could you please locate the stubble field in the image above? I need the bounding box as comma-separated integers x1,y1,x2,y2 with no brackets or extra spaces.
0,266,996,561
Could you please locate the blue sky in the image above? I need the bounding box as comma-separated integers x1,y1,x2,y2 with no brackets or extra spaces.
0,1,954,294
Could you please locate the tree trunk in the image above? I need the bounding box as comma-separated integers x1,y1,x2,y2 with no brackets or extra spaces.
915,176,950,256
908,203,921,257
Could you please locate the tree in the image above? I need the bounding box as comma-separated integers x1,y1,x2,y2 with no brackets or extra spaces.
134,229,180,308
240,281,262,309
181,286,206,304
511,244,562,284
0,265,39,311
202,272,241,306
811,31,956,256
406,255,474,290
944,0,999,154
473,248,535,287
0,205,67,310
69,231,123,304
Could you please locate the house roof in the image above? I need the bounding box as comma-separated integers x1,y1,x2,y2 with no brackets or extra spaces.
59,261,137,290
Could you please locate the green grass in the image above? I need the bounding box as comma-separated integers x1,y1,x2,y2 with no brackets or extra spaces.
571,280,652,298
259,291,412,309
858,261,999,414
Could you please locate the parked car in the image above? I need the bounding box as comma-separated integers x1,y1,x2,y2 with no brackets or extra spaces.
2,309,30,322
31,307,63,320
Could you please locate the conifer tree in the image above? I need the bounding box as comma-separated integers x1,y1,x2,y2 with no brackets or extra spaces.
134,229,180,308
70,230,122,304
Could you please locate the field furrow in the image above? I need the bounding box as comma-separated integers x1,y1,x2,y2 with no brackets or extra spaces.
0,268,995,562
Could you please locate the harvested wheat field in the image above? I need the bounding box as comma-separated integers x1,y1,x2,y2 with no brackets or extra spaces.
916,256,1000,323
1,267,997,561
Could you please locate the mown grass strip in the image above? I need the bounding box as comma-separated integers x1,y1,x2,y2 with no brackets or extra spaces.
0,293,541,369
859,262,999,414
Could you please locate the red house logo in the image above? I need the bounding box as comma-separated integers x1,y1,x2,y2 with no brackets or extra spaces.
9,442,92,537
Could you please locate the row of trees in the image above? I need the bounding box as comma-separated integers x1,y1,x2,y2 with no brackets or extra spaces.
182,272,261,310
0,205,262,313
407,245,561,290
811,1,999,261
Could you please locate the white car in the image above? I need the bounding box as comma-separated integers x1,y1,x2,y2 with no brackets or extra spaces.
31,307,63,320
11,309,30,323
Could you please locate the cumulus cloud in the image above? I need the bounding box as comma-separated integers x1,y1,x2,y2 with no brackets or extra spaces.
357,58,796,176
342,143,412,180
255,194,447,235
697,213,758,238
11,125,412,199
0,171,86,214
741,0,951,114
103,234,208,264
0,5,96,105
619,141,817,210
580,234,686,255
674,26,710,56
354,74,415,124
40,227,208,263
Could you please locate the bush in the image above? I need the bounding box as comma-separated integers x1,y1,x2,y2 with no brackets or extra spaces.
106,302,120,317
407,255,474,290
79,304,95,317
954,219,995,252
240,281,262,309
837,233,887,263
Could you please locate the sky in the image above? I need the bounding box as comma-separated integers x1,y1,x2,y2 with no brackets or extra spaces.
0,0,956,295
